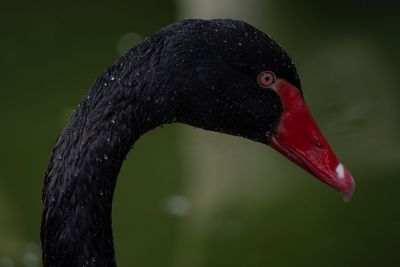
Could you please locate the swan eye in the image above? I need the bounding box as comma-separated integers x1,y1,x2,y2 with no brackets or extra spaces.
257,71,276,88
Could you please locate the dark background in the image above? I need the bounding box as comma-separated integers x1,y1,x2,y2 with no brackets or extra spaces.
0,0,399,266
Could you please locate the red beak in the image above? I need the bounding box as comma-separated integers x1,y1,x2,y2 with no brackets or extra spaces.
269,80,355,201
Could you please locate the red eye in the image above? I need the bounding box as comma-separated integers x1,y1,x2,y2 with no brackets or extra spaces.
257,71,276,88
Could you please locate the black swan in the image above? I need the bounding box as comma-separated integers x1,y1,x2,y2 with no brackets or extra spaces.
41,19,355,267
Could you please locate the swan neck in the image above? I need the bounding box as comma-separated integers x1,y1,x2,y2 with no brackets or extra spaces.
41,53,175,267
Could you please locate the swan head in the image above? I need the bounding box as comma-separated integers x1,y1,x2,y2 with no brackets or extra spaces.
155,19,355,200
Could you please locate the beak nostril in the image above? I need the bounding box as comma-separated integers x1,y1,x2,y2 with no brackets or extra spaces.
314,142,323,148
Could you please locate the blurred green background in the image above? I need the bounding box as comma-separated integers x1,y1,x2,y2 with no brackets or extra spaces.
1,0,399,266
